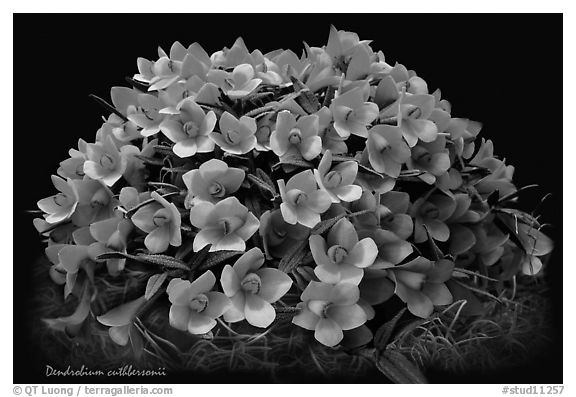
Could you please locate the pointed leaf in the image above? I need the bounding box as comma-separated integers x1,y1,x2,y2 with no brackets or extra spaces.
278,239,309,273
199,251,244,271
145,273,168,300
373,308,407,351
375,348,428,384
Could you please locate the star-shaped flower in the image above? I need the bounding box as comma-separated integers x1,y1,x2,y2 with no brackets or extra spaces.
209,112,257,155
292,281,367,347
220,248,292,328
366,125,411,178
309,218,378,285
314,150,362,203
159,99,216,158
167,271,231,335
278,169,332,228
131,191,182,253
189,196,259,252
396,93,439,147
83,136,129,187
37,175,79,224
270,111,322,161
330,87,379,138
127,93,166,137
410,193,457,243
182,159,245,205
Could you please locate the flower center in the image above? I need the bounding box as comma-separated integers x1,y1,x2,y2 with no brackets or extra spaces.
142,108,158,121
327,245,348,264
154,58,176,76
420,202,440,219
344,109,354,122
371,132,391,154
272,226,287,239
380,145,392,155
240,273,262,294
294,191,308,206
183,121,199,137
167,59,175,73
90,188,110,208
413,147,432,164
189,294,209,313
378,205,394,223
225,129,241,145
307,300,332,319
53,193,69,207
152,208,172,227
220,216,244,235
288,128,302,145
208,182,226,198
405,106,422,120
99,153,115,169
75,163,85,177
324,170,342,189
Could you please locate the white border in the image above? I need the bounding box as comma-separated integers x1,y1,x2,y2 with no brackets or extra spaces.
3,4,573,396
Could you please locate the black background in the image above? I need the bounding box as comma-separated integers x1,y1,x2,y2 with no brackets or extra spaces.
14,13,563,384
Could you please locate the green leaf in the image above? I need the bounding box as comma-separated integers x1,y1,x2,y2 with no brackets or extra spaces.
256,168,278,195
289,76,321,113
375,348,428,384
161,166,191,174
279,239,309,273
125,76,149,92
291,270,309,292
373,308,407,351
188,245,211,271
244,105,277,118
311,214,346,235
175,240,195,261
311,209,375,236
247,173,277,198
145,273,168,300
358,162,385,177
498,184,539,204
399,169,424,177
125,192,180,218
272,155,313,170
153,145,175,156
198,251,243,271
422,224,444,260
496,208,540,228
88,93,128,122
322,85,336,108
138,254,190,271
331,154,358,163
293,265,316,282
97,251,190,271
487,189,500,207
134,154,165,166
494,213,526,254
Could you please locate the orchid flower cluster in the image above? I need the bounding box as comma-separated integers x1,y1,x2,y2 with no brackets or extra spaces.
35,26,553,352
